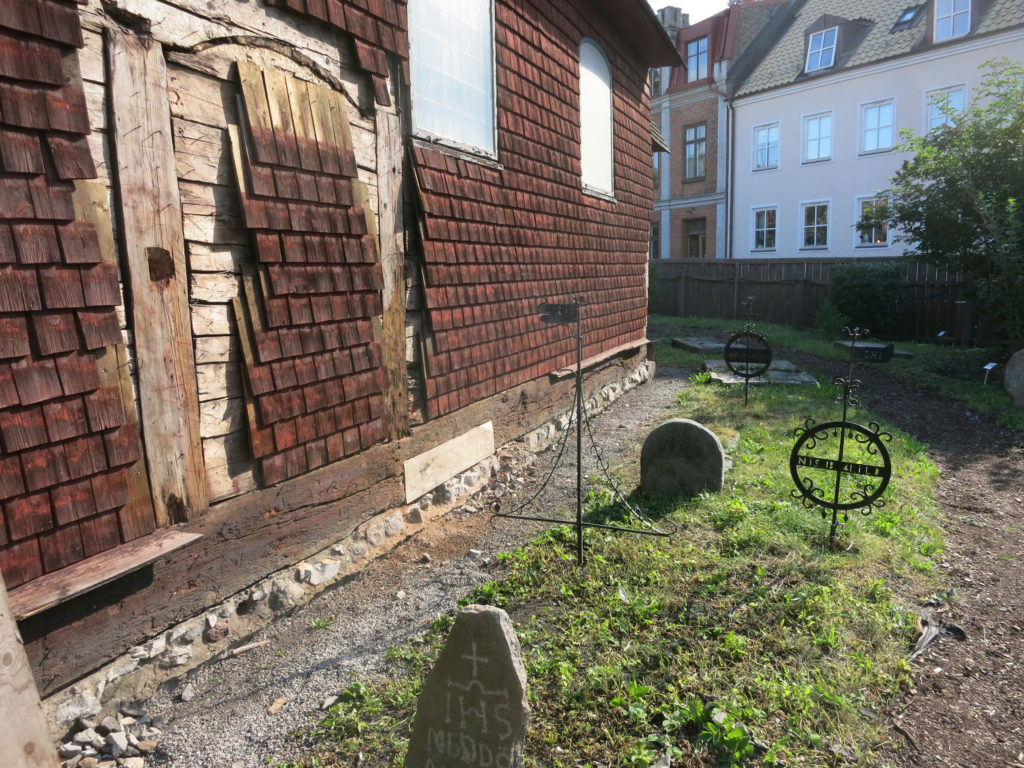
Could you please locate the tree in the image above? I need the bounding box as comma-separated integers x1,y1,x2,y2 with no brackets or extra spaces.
867,59,1024,350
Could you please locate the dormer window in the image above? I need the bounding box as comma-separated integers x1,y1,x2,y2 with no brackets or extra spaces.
805,27,837,72
934,0,970,41
891,6,924,32
687,37,708,82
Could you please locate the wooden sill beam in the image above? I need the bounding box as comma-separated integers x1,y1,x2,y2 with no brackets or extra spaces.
551,338,649,379
8,530,202,621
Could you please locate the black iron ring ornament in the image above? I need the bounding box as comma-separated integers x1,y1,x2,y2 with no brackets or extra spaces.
789,419,892,548
723,331,772,380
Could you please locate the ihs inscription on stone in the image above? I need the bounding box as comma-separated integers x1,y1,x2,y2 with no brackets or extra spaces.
406,604,529,768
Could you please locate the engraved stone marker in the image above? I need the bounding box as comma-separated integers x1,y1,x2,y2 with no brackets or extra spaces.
640,418,725,498
406,605,529,768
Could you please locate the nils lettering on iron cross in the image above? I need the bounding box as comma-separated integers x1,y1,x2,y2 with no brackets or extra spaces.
789,327,893,544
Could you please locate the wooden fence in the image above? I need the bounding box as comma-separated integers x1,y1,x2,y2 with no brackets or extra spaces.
649,258,976,342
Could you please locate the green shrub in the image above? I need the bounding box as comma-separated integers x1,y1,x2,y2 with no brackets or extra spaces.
828,261,907,339
810,299,849,339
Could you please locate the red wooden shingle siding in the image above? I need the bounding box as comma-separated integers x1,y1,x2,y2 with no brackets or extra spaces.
411,1,651,417
235,78,388,486
0,0,154,588
254,0,652,421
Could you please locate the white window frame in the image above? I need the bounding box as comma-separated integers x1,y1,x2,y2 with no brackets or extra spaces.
855,195,890,249
805,26,838,72
802,111,833,163
751,205,778,252
859,98,896,154
684,123,706,179
752,122,780,171
579,38,614,198
409,0,496,158
934,0,970,41
798,199,831,250
687,36,708,82
925,83,967,131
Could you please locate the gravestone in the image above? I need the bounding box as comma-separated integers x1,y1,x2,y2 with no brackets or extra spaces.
1006,349,1024,407
640,418,725,498
406,605,529,768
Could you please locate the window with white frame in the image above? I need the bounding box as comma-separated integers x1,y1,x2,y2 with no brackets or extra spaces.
409,0,495,156
579,39,614,195
685,124,706,178
803,112,832,162
857,196,889,247
687,37,708,82
934,0,970,41
861,100,895,153
927,85,965,130
805,27,838,72
753,123,780,170
800,201,829,248
752,207,777,251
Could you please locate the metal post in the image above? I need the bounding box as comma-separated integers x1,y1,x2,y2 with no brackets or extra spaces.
575,298,584,566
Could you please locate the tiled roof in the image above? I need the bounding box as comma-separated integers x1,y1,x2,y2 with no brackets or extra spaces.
737,0,1024,97
0,0,153,588
409,0,650,418
230,64,387,486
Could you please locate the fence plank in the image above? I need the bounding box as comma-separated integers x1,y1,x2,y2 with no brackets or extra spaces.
650,257,971,340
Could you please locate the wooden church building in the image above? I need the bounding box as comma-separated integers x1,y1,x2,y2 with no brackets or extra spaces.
0,0,679,702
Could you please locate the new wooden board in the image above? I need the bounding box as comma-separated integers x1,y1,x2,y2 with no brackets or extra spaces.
107,28,208,520
403,421,495,503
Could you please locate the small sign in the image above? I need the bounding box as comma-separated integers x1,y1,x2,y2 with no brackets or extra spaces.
537,302,578,324
983,362,999,371
789,420,892,512
851,342,894,364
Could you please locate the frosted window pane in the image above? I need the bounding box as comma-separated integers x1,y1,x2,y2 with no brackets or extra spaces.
580,40,613,193
410,0,494,154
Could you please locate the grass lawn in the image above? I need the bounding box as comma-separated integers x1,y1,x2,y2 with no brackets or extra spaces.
273,322,980,768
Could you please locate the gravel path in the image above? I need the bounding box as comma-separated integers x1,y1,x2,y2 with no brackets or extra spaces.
145,365,689,768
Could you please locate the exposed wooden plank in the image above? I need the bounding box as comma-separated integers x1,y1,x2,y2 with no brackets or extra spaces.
262,68,300,166
173,117,231,185
0,577,59,767
190,271,242,304
72,180,160,527
286,73,320,171
192,303,234,336
187,242,248,273
166,64,238,129
404,421,495,503
237,60,273,139
107,28,208,520
196,362,241,402
79,27,104,84
552,338,649,378
376,108,408,440
199,396,246,438
203,431,257,501
195,335,240,364
8,531,202,621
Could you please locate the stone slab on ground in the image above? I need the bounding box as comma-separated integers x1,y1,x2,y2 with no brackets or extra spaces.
704,359,817,386
833,340,913,358
672,336,727,354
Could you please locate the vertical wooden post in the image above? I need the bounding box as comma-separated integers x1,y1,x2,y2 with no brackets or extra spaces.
376,107,409,439
106,29,208,521
0,578,59,767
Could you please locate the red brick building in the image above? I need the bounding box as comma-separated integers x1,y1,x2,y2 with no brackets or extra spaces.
651,1,790,260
